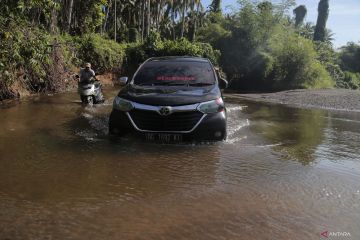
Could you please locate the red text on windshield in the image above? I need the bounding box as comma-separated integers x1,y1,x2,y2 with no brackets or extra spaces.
156,76,196,81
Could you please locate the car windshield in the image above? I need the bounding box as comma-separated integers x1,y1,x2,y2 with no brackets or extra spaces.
133,61,215,86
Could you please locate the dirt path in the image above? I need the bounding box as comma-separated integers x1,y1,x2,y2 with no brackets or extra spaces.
225,89,360,112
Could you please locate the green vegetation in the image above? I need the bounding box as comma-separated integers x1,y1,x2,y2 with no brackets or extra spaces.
0,16,52,98
339,42,360,73
293,5,307,27
314,0,329,42
70,34,126,73
205,1,332,91
125,32,220,73
337,42,360,89
0,0,359,100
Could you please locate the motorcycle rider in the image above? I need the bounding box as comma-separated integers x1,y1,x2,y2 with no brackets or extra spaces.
79,63,96,83
77,62,104,104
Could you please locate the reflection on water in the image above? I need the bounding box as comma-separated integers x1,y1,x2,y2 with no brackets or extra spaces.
0,89,360,239
245,105,326,164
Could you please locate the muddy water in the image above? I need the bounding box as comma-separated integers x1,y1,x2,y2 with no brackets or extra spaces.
0,88,360,240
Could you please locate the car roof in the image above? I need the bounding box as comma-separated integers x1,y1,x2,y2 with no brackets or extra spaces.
147,56,210,63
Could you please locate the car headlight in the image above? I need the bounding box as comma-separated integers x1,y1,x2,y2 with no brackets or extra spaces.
197,98,225,114
113,97,134,112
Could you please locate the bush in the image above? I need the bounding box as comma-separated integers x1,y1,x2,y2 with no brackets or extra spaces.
270,34,333,90
339,42,360,73
72,34,125,73
340,72,360,89
215,1,333,91
123,33,220,75
313,42,345,88
160,39,220,64
0,16,54,98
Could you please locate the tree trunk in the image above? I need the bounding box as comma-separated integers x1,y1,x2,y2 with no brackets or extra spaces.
172,8,176,40
67,0,74,32
103,0,111,34
157,0,164,31
50,6,58,34
180,0,187,38
293,5,307,27
209,0,221,13
114,0,117,41
314,0,329,42
141,0,145,41
146,0,151,38
191,2,200,42
137,3,141,38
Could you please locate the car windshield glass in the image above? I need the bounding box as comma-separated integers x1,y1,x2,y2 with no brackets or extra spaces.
134,61,215,86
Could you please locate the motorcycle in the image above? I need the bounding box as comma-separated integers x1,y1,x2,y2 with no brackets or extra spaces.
76,76,105,105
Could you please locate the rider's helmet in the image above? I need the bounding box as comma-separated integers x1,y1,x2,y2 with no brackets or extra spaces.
85,63,91,69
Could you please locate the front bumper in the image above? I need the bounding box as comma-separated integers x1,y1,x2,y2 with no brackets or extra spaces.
109,109,227,141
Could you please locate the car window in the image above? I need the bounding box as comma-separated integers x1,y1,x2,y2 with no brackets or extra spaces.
134,61,215,86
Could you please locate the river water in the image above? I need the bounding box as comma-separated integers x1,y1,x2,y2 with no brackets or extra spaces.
0,88,360,240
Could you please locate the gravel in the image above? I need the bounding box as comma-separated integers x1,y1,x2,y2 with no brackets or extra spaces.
225,89,360,112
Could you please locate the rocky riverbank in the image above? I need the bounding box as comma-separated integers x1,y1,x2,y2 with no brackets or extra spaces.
226,89,360,112
0,71,118,104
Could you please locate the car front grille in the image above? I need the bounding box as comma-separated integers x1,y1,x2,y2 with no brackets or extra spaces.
128,109,204,132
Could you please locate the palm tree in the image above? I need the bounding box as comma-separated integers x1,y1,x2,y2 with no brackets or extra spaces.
67,0,74,32
209,0,221,13
146,0,150,38
166,0,181,40
293,5,307,27
102,0,111,34
180,0,189,38
314,0,329,42
188,0,202,41
299,22,315,40
98,0,206,41
324,28,335,45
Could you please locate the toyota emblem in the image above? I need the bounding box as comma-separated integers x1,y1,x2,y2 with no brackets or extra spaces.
159,106,172,116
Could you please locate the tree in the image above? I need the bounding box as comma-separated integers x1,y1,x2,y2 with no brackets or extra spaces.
339,42,360,73
314,0,329,42
180,0,189,38
67,0,74,32
188,0,203,41
293,5,307,27
299,22,314,40
209,0,221,13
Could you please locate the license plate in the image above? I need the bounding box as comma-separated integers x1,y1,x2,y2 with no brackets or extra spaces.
145,133,183,142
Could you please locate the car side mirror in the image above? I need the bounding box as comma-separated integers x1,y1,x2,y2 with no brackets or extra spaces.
118,76,128,86
219,78,228,89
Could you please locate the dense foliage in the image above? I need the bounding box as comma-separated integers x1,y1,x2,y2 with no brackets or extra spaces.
1,0,359,100
338,43,360,89
69,34,126,73
200,1,332,91
339,42,360,73
0,16,53,98
124,32,220,75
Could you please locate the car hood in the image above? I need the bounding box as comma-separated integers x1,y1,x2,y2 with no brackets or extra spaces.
118,84,221,106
